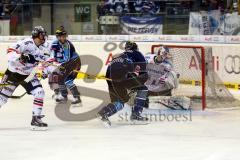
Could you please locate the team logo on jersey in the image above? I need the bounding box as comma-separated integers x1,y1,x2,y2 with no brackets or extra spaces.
224,55,240,74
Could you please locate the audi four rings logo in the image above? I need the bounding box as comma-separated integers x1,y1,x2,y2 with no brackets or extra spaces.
224,55,240,74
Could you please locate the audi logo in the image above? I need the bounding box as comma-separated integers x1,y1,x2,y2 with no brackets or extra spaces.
224,55,240,74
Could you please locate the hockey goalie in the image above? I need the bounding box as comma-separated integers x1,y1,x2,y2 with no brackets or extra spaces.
144,45,191,110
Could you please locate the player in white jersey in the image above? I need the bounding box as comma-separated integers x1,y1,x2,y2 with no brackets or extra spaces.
145,45,178,96
0,26,51,130
144,45,189,109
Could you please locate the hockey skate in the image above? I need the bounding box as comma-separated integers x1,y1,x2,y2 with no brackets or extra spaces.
52,89,60,100
52,93,58,100
130,112,149,125
71,96,82,106
96,113,111,128
55,94,68,103
31,115,48,131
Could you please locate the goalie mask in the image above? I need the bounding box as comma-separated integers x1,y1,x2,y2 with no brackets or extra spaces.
154,46,172,64
158,46,171,59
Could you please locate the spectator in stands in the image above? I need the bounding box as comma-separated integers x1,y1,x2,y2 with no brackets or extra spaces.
0,1,3,17
134,0,146,13
202,0,224,11
97,0,111,17
133,0,159,15
228,0,240,13
106,0,129,15
210,0,224,11
0,0,17,19
142,1,159,15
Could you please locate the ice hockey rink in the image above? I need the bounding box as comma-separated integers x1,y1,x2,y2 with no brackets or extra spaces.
0,79,240,160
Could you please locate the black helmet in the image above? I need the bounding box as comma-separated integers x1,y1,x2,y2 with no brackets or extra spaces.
55,26,67,36
125,41,138,51
32,26,47,39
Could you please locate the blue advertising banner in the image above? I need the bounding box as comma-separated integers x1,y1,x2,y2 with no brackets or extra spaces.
120,16,163,35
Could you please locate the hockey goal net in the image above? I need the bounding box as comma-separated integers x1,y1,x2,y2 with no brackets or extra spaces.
151,44,240,110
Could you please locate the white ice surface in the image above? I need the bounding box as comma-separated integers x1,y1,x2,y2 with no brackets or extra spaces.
0,80,240,160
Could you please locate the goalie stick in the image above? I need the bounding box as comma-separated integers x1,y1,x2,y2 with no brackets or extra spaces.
149,96,191,110
149,98,178,110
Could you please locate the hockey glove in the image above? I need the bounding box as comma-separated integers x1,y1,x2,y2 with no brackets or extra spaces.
126,65,141,78
20,54,38,64
159,76,166,84
126,72,138,79
41,71,48,79
59,65,66,75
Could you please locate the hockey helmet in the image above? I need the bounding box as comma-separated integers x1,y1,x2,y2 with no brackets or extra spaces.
55,26,67,37
32,26,47,39
125,41,138,51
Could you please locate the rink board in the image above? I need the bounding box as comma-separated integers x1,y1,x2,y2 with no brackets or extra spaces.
0,35,239,90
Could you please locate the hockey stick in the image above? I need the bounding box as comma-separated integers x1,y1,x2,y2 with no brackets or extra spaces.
73,70,112,81
0,81,29,99
149,95,191,110
149,99,177,110
10,92,27,99
0,81,28,98
7,67,40,99
42,62,112,81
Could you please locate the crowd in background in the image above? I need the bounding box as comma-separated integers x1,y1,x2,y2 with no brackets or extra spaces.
0,0,239,35
97,0,239,17
1,0,239,20
0,0,19,19
97,0,161,16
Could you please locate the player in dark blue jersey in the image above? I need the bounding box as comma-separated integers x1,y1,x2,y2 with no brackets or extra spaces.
49,26,81,105
97,41,149,127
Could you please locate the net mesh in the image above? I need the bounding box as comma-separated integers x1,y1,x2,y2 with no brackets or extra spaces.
152,45,240,110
